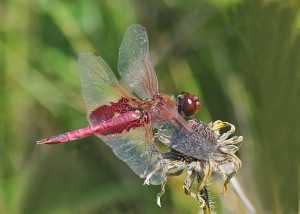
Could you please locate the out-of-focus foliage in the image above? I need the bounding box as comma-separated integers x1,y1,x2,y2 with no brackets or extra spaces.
0,0,299,213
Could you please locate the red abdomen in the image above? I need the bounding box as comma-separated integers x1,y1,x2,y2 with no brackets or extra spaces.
36,111,144,145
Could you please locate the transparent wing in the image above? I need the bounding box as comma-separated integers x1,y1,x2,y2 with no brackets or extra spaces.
118,24,159,99
98,127,167,185
157,104,191,131
79,51,166,184
78,52,131,114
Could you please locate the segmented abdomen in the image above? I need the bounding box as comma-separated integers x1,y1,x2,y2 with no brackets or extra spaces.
37,111,142,145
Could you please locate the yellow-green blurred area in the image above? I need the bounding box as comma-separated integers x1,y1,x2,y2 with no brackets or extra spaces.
0,0,299,213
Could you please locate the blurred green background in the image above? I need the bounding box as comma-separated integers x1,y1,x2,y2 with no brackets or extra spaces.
0,0,299,213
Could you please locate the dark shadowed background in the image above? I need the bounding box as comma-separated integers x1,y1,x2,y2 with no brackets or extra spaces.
0,0,299,213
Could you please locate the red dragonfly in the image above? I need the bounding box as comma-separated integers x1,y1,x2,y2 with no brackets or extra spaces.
36,24,201,184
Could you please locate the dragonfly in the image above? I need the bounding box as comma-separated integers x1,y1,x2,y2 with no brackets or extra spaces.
36,24,201,185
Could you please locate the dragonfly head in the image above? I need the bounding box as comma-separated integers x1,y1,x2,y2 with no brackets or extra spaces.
177,92,201,118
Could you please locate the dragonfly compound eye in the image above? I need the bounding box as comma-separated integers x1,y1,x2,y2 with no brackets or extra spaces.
177,92,201,117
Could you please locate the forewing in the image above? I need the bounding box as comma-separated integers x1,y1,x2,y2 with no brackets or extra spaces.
118,24,159,99
78,52,131,114
99,127,167,185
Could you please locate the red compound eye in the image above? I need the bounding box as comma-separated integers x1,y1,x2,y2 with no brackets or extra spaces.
177,92,201,117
